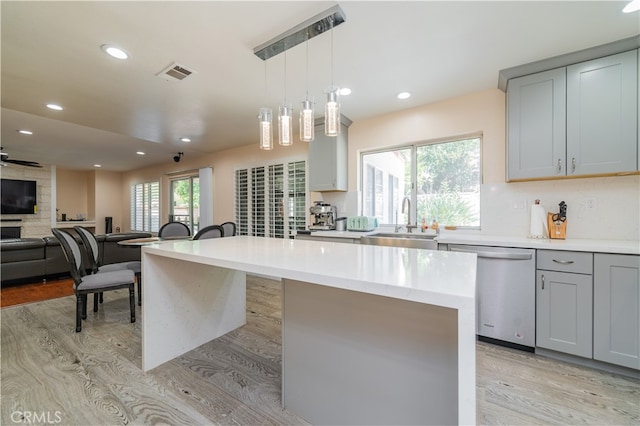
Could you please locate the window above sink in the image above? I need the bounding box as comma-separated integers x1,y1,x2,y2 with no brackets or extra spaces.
360,135,481,229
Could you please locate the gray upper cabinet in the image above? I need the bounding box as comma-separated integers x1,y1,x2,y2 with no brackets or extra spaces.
308,119,351,192
567,50,638,176
507,49,639,181
507,68,566,180
593,253,640,370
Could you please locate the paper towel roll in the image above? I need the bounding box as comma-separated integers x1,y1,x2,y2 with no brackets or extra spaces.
529,204,548,238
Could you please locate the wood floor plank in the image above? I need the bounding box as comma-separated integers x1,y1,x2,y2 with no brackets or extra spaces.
2,275,639,425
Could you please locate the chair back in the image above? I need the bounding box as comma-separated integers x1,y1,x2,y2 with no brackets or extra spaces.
158,221,191,237
193,225,224,240
51,228,85,284
220,221,237,237
74,226,100,273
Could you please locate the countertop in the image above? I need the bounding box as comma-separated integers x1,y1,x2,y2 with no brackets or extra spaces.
142,235,477,310
296,228,639,255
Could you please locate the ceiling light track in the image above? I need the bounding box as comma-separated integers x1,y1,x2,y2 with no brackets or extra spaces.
253,5,346,61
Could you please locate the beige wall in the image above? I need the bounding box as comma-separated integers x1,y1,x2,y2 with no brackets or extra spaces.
121,141,309,232
56,168,89,220
94,170,123,234
348,89,506,187
55,168,123,234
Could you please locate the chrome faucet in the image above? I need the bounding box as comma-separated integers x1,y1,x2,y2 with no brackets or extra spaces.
401,197,418,233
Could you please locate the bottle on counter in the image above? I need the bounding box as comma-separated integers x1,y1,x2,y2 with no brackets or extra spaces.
431,219,439,234
421,217,427,231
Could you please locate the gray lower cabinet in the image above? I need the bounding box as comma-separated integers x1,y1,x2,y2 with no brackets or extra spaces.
536,250,594,358
536,270,593,358
593,253,640,370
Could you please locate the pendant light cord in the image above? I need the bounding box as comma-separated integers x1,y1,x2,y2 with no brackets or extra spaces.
284,50,287,105
330,16,334,88
264,58,268,106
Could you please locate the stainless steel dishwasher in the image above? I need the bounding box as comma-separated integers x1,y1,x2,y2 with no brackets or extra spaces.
449,244,536,350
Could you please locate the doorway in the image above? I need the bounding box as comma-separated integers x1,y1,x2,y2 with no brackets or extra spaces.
169,176,200,235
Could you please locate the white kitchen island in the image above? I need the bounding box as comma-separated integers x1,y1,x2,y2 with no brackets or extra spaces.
141,236,477,425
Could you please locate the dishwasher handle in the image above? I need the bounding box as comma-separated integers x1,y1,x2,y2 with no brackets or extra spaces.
450,246,533,260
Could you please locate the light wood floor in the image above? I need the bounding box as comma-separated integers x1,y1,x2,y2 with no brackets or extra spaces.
2,276,639,425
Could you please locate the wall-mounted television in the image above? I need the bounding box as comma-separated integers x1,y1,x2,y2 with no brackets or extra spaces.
1,178,37,214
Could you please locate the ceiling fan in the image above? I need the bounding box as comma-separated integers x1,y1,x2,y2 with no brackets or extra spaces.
0,148,42,168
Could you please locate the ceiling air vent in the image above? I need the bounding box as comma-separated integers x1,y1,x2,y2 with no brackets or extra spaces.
156,62,196,81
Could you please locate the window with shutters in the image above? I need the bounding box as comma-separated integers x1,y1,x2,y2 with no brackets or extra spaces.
235,160,306,238
130,181,160,232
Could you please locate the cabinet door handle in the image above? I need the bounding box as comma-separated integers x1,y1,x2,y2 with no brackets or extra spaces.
541,274,545,290
571,157,576,173
557,159,563,173
552,259,574,265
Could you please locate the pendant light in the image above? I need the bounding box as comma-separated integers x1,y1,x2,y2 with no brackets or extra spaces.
259,57,273,150
324,16,340,137
300,31,314,142
278,50,293,146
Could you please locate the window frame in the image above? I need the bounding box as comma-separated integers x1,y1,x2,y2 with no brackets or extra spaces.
359,133,482,229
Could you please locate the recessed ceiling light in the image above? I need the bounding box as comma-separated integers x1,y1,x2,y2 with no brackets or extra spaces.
623,0,640,13
339,87,352,96
94,164,102,168
101,44,129,59
18,130,33,135
136,151,145,155
46,103,63,111
397,92,411,100
180,137,191,143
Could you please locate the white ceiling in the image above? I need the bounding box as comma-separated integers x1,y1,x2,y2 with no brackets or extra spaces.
1,1,638,172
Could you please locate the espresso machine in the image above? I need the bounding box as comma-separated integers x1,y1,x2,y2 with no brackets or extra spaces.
309,201,337,230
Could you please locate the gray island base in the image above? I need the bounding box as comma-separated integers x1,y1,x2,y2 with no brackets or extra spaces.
141,236,477,425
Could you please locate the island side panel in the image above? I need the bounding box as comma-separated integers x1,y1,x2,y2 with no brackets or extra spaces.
142,253,246,371
282,278,459,425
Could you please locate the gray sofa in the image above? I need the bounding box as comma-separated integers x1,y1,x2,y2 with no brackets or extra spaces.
0,232,151,286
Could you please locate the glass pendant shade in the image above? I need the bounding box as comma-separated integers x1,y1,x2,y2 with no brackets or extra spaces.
324,88,340,137
278,105,293,146
300,99,315,142
258,107,273,150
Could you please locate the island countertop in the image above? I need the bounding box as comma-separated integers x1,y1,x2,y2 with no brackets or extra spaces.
141,235,478,424
142,235,477,310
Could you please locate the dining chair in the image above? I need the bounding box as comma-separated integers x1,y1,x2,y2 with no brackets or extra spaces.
75,226,143,306
193,224,224,240
52,228,136,332
220,221,237,237
158,221,191,238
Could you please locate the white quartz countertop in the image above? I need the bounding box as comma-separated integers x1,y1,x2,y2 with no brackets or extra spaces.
435,233,639,255
142,236,477,310
296,228,639,255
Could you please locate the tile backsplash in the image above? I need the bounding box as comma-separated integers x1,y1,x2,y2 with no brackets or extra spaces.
481,175,639,241
321,175,639,241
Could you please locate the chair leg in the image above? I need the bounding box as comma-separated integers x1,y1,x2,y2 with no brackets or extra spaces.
81,294,88,319
76,295,83,332
129,285,136,323
93,293,99,312
136,273,142,306
100,292,104,304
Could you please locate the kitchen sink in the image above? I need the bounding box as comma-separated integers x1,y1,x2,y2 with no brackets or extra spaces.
360,232,438,250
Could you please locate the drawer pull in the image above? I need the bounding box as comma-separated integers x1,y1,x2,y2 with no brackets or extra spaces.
552,259,574,265
541,274,545,290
